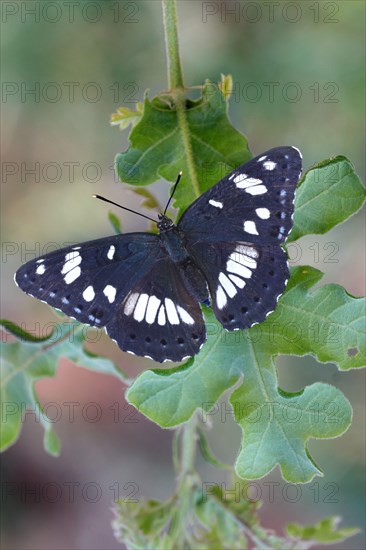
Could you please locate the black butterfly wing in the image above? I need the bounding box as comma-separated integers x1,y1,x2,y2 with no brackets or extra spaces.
178,146,302,243
14,233,163,328
15,233,206,362
185,240,288,330
178,146,302,330
105,257,206,362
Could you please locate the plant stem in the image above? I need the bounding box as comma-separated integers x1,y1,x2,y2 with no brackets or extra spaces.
168,415,199,544
162,0,201,199
175,101,201,199
179,413,198,483
162,0,184,90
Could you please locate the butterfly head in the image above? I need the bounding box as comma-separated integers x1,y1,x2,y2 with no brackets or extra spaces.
157,214,174,232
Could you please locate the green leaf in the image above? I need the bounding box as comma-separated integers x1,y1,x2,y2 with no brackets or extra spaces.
197,427,232,470
286,516,359,544
113,499,173,539
0,320,125,454
0,318,53,343
218,73,235,101
110,102,144,130
113,497,184,550
194,489,248,549
230,266,362,482
113,486,254,550
232,379,351,483
115,81,250,213
108,211,122,234
262,266,365,370
289,156,365,242
130,188,161,211
43,423,61,456
127,266,362,482
126,317,242,427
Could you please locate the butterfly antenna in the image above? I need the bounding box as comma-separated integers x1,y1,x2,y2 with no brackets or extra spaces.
163,171,182,216
92,195,158,224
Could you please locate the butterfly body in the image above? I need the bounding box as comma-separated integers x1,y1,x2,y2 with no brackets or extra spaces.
15,146,302,363
158,219,189,262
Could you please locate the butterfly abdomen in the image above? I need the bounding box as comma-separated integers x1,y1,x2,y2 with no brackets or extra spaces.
160,228,210,305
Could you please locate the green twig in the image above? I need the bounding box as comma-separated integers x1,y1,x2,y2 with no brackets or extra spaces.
178,413,198,484
162,0,201,199
162,0,184,90
168,414,199,544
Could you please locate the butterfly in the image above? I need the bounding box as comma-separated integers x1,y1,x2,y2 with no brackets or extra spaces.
14,146,302,363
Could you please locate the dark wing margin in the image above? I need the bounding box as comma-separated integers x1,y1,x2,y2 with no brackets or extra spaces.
14,233,162,328
178,146,302,243
106,257,206,363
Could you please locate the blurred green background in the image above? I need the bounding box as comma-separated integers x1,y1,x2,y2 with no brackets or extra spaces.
1,1,365,549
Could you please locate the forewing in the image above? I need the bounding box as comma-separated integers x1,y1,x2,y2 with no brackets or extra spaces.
187,240,289,331
106,258,206,363
14,233,161,328
179,146,302,243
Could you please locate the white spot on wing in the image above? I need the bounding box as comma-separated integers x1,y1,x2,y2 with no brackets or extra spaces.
64,266,81,284
258,155,267,161
237,254,256,270
177,305,194,325
228,274,246,289
243,220,259,235
165,298,179,325
245,185,267,195
218,272,237,298
83,285,95,302
263,160,276,170
145,295,160,324
234,174,263,189
104,285,117,303
36,264,46,275
158,305,166,326
209,199,223,209
236,245,258,259
134,294,149,322
62,251,81,275
228,245,258,274
107,245,115,260
124,292,139,315
216,285,227,309
234,173,247,183
226,259,252,279
256,207,270,219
